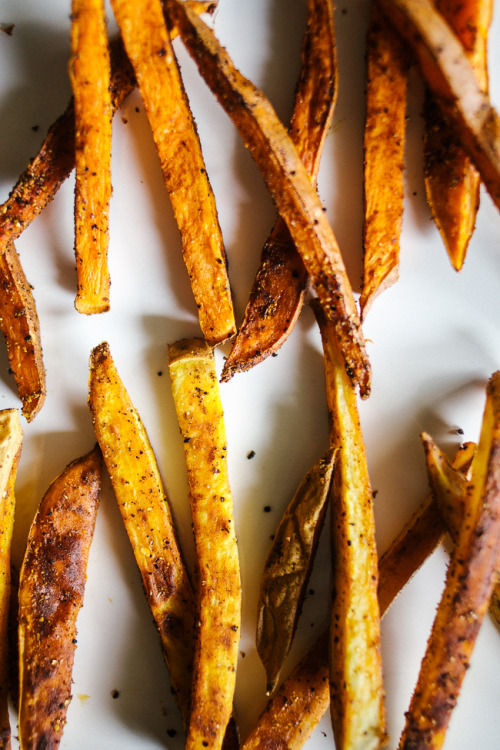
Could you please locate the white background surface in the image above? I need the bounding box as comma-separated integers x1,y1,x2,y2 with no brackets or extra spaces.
1,0,500,747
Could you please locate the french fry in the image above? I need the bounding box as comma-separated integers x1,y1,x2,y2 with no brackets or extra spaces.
312,299,385,750
88,342,196,729
360,2,408,319
164,0,371,398
17,446,101,750
221,0,337,380
256,448,335,696
0,244,46,422
242,441,476,750
400,371,500,748
168,338,241,750
69,0,113,314
423,0,493,270
110,0,235,345
0,410,23,750
379,0,500,212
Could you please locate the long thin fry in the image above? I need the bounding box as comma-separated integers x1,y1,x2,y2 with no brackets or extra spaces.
69,0,113,314
111,0,235,345
164,0,371,397
221,0,336,380
168,338,241,750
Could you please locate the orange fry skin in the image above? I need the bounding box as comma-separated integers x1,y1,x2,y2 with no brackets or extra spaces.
221,0,336,381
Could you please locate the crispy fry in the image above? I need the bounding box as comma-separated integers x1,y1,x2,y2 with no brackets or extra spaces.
400,371,500,748
379,0,500,211
423,0,493,270
164,0,371,397
111,0,235,345
312,300,385,749
256,448,335,695
168,338,241,750
17,446,101,750
221,0,336,380
360,2,408,319
88,341,196,729
69,0,113,314
0,411,23,750
0,244,45,422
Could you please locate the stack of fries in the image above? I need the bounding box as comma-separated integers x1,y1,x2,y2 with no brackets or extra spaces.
0,0,500,748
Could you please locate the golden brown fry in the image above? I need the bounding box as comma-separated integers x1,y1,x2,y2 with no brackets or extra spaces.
168,338,240,750
69,0,113,314
164,0,371,397
400,371,500,749
256,448,335,696
423,0,493,270
111,0,235,345
0,411,23,750
379,0,500,211
360,2,407,319
0,244,46,422
313,300,385,750
221,0,336,380
17,446,101,750
88,341,195,728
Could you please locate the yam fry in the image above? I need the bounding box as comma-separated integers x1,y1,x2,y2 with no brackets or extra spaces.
423,0,492,270
0,244,45,422
111,0,235,345
400,371,500,749
164,0,371,398
0,411,23,750
312,300,385,750
379,0,500,212
69,0,113,314
256,448,335,696
88,341,196,729
168,338,241,750
360,2,408,319
242,441,476,750
17,446,101,750
221,0,337,380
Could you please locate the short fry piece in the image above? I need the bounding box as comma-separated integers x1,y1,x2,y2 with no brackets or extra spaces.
0,411,23,750
88,342,195,728
0,244,45,421
360,2,407,319
69,0,113,314
256,448,335,695
168,338,241,750
111,0,235,345
165,0,371,397
17,446,101,750
400,371,500,748
313,300,385,750
221,0,337,380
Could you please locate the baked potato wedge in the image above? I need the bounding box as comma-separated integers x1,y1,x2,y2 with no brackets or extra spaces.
17,446,101,750
168,338,240,750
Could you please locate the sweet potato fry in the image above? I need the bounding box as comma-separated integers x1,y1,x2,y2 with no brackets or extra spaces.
17,446,101,750
360,2,408,319
0,410,23,750
312,300,385,749
400,371,500,749
88,341,196,729
379,0,500,212
168,338,241,750
423,0,493,270
110,0,235,345
164,0,371,397
221,0,336,380
256,448,335,695
69,0,113,314
0,244,46,422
